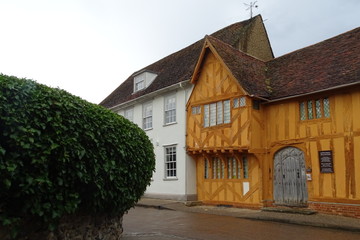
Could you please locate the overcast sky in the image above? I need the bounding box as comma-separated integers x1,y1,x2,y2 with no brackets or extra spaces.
1,0,359,104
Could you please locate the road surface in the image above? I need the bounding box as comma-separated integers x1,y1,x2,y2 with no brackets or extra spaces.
121,207,360,240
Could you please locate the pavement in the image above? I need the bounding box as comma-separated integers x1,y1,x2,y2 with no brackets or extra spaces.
136,198,360,232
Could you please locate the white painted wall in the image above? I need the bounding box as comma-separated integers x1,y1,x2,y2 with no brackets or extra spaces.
116,82,196,201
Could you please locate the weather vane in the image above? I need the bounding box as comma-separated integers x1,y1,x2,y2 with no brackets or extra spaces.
244,1,258,19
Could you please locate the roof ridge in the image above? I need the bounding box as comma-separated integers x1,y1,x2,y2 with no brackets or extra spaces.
136,17,260,74
100,16,264,107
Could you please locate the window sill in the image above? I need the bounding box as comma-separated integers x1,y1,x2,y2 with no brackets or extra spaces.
163,122,177,127
299,117,331,123
143,127,153,131
204,178,249,181
202,123,231,131
163,177,178,181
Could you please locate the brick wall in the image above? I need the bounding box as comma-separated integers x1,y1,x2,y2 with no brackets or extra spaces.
308,202,360,219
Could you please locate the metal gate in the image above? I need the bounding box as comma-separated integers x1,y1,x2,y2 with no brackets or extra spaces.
273,147,308,206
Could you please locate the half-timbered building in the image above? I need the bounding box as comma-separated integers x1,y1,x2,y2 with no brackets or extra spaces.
186,27,360,217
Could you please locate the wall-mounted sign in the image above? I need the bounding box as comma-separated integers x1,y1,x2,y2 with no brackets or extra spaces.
306,173,312,181
319,151,334,173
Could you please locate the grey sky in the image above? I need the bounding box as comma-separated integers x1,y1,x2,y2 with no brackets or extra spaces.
0,0,359,103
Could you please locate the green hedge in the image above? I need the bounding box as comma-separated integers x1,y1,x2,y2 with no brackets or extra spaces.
0,74,155,234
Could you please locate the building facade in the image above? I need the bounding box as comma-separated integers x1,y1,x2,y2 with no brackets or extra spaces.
100,15,273,201
112,74,196,200
186,27,360,218
101,14,360,218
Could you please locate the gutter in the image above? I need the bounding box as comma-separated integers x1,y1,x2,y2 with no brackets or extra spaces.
108,80,191,111
260,81,360,104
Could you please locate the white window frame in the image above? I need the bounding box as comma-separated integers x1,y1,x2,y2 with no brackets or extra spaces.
142,101,153,130
164,144,177,179
124,107,134,122
164,94,176,125
134,74,145,92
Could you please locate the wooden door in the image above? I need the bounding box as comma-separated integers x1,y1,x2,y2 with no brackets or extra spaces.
273,147,308,206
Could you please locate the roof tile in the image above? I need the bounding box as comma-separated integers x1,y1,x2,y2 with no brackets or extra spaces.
266,27,360,99
100,17,259,108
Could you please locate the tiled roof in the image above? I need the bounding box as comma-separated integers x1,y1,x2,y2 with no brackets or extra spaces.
203,27,360,100
266,27,360,100
99,17,261,108
101,18,359,107
205,35,269,98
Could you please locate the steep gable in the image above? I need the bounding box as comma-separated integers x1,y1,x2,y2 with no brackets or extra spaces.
206,36,269,98
100,15,273,108
190,36,268,100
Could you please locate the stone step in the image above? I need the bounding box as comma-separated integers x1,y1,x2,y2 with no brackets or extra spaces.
261,207,317,215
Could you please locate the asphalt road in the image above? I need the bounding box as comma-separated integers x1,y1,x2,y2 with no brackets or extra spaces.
121,207,360,240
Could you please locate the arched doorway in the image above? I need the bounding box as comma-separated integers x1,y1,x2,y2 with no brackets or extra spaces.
273,147,308,206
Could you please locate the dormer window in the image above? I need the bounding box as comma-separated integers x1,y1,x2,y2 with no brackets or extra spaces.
134,75,145,92
133,71,158,93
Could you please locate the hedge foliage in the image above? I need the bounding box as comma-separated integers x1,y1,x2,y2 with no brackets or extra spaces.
0,74,155,233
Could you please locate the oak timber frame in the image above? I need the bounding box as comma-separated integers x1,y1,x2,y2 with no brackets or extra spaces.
186,36,360,214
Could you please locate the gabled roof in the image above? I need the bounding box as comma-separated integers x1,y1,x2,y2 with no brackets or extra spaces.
191,27,360,102
100,16,266,108
267,27,360,100
193,35,269,98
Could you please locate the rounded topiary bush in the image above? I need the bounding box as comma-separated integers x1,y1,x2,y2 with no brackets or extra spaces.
0,74,155,235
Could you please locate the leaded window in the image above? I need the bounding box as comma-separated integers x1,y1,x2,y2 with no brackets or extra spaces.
212,157,224,179
227,157,240,179
299,98,330,121
233,96,246,108
242,155,249,179
239,97,246,107
233,98,239,108
192,106,201,115
217,101,223,124
204,158,209,179
315,100,322,118
307,101,314,119
323,98,330,118
224,100,231,123
204,104,210,127
300,102,306,120
210,103,217,126
203,99,231,127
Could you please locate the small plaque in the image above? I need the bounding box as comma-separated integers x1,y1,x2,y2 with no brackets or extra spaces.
306,173,312,181
319,151,334,173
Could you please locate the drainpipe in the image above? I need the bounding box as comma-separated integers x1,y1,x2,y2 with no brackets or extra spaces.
179,81,188,201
